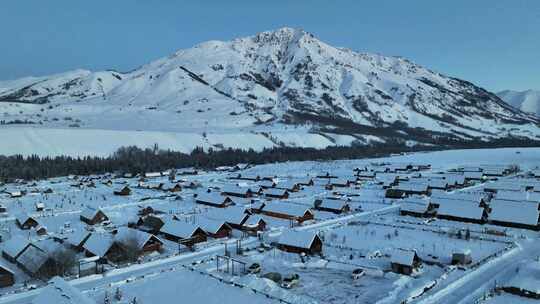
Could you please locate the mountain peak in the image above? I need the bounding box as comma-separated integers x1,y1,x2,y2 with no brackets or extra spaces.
251,27,309,45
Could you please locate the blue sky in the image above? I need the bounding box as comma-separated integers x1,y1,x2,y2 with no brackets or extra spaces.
1,0,538,91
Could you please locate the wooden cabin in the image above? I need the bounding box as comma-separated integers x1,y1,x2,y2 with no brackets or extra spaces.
314,199,351,214
276,231,323,255
391,249,421,275
256,202,314,223
15,213,39,230
159,220,207,246
80,208,109,225
195,193,234,208
0,264,14,287
264,188,290,199
113,185,131,196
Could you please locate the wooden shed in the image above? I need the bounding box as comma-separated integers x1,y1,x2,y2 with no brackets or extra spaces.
390,249,421,275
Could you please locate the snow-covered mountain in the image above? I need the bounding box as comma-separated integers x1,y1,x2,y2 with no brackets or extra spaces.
1,28,539,156
497,90,540,117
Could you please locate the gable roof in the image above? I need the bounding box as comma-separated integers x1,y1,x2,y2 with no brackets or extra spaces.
316,199,349,210
391,249,418,266
261,202,313,218
196,192,230,205
114,227,162,250
2,236,31,258
80,207,106,220
264,188,288,197
489,199,540,226
437,203,485,220
83,233,114,257
160,219,204,239
278,231,320,249
32,276,96,304
17,245,49,274
196,218,229,234
66,231,92,248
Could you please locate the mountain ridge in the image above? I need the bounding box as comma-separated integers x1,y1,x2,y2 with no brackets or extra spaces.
0,27,539,155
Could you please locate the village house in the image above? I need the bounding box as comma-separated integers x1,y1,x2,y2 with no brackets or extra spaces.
488,199,540,230
295,177,314,186
2,236,34,263
80,207,109,225
106,228,163,262
451,249,472,265
254,202,314,223
16,241,64,279
35,202,45,212
264,188,290,199
390,249,421,275
159,219,207,246
243,215,267,233
399,199,434,217
15,213,39,230
228,173,261,181
113,185,131,196
313,199,351,214
259,180,277,189
276,230,323,255
197,218,232,238
195,192,234,208
436,203,487,224
316,172,338,179
329,178,355,188
137,214,166,234
65,231,92,252
82,233,114,258
0,263,14,288
276,181,301,192
221,185,254,198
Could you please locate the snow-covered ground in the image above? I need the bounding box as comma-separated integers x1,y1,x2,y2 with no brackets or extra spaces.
0,147,539,303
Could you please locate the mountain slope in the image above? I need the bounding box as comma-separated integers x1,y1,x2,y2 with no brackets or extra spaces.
1,28,539,156
497,89,540,116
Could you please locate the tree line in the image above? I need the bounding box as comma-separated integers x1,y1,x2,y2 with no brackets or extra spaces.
0,138,538,181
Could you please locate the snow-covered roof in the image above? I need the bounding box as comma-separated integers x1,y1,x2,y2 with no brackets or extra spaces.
196,192,229,205
391,249,418,266
160,219,203,239
264,188,288,197
244,215,265,227
489,200,539,226
495,190,540,202
437,203,485,220
316,199,349,210
278,230,320,249
196,218,228,234
17,245,48,274
2,236,31,258
32,276,96,304
463,171,483,179
221,185,251,195
393,182,428,192
114,227,161,250
205,207,249,225
431,191,487,203
83,233,114,257
505,261,540,294
14,212,34,224
66,230,91,247
432,197,480,208
80,207,104,220
262,202,312,218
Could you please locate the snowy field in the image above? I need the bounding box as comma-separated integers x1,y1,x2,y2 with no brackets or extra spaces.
0,147,539,304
